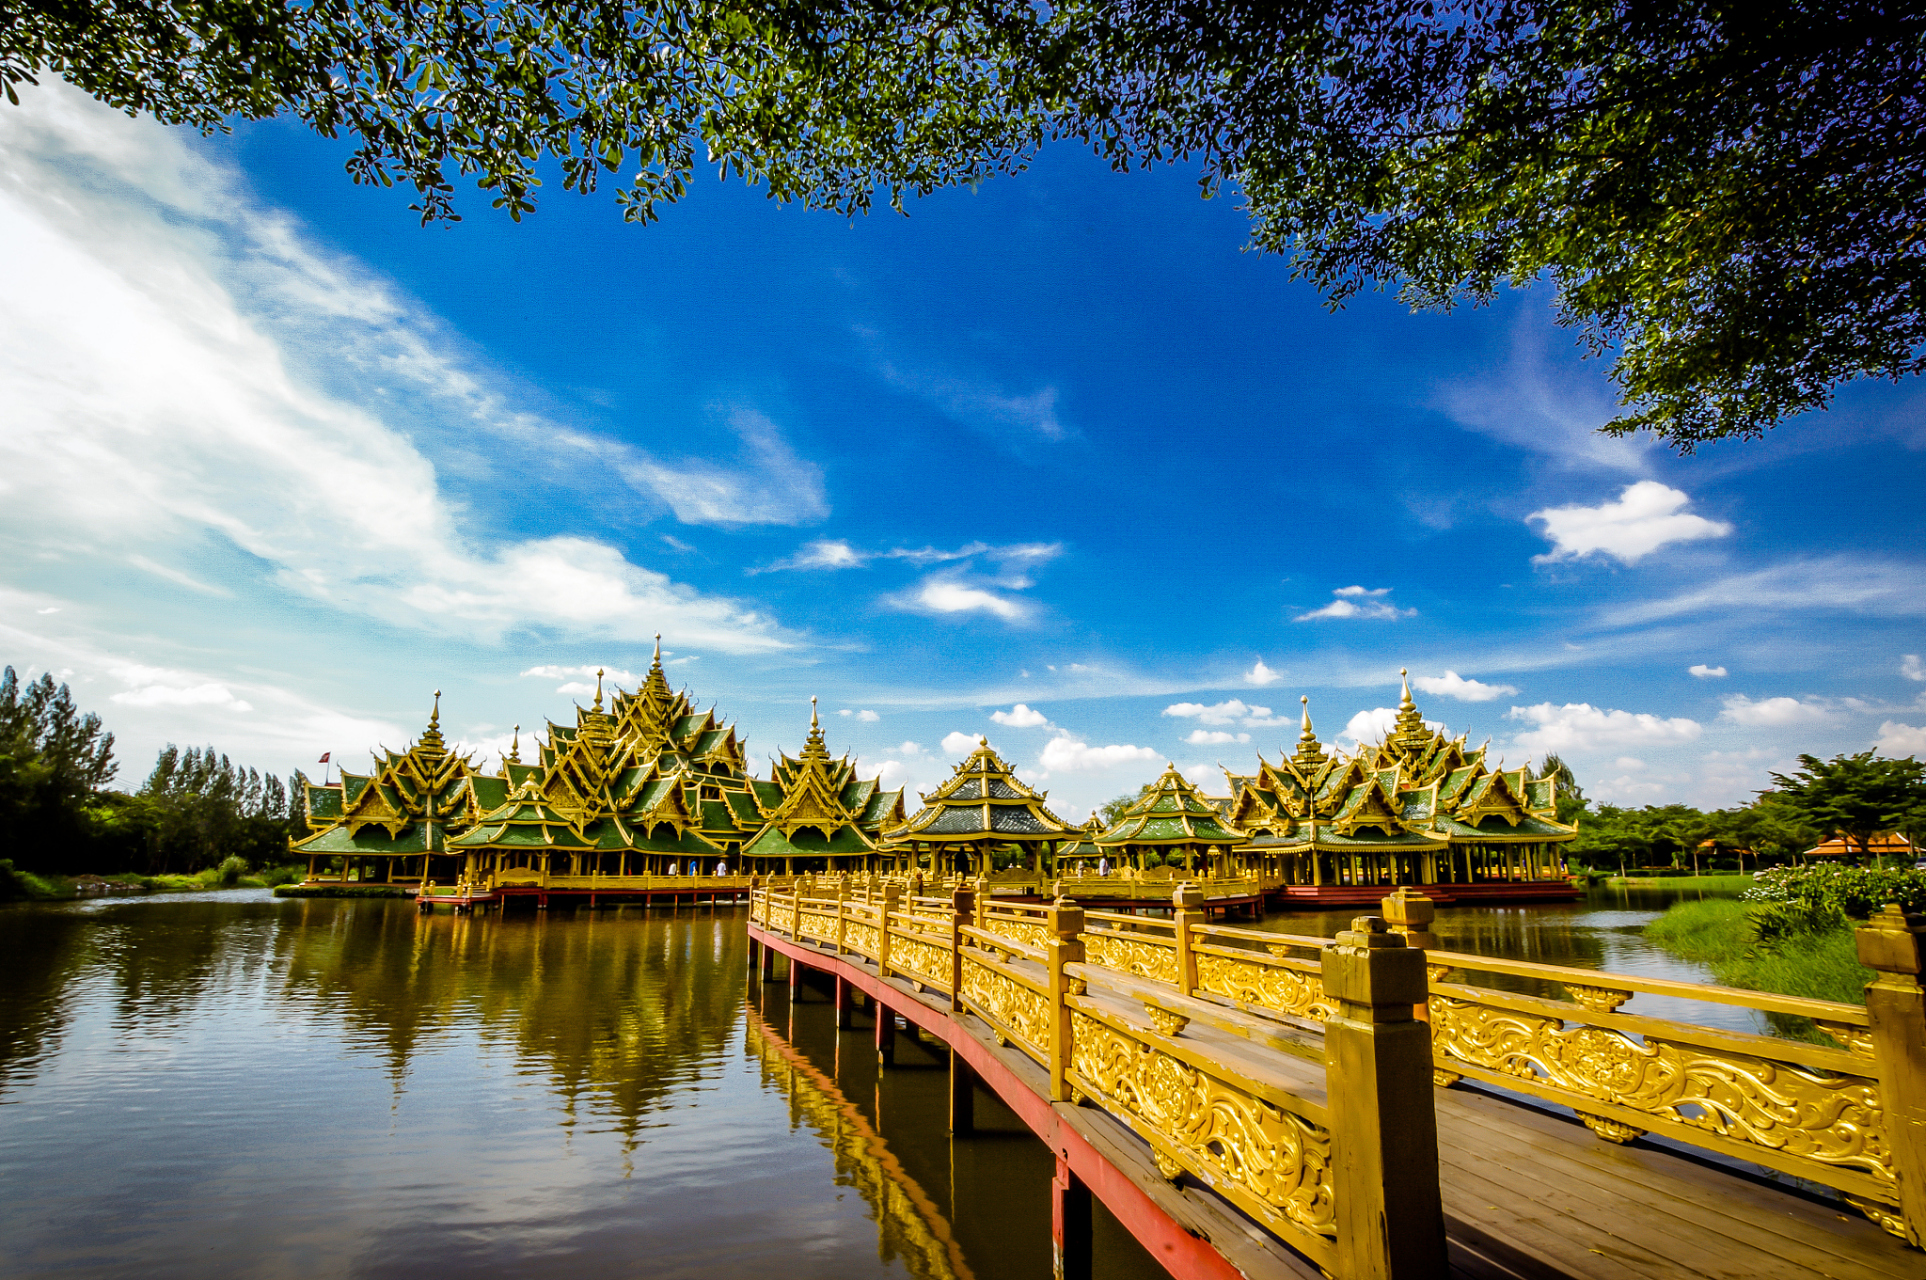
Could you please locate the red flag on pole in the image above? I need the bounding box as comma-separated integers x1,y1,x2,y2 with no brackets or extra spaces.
319,752,330,764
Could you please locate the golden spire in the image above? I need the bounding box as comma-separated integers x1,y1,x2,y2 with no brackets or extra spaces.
1299,694,1315,742
417,690,448,758
801,695,830,761
1292,694,1327,770
507,725,521,764
594,667,604,712
432,689,442,726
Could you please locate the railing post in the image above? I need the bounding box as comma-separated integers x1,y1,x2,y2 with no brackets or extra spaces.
789,876,803,938
835,873,849,955
951,881,976,1012
1322,915,1447,1280
1173,883,1203,996
1382,888,1440,1022
1045,899,1086,1103
877,884,901,980
1858,904,1926,1245
974,875,988,932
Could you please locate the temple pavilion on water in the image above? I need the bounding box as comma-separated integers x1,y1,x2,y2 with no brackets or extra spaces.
293,652,1578,906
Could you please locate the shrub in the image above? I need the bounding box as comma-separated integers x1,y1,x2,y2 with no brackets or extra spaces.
1743,865,1926,922
214,855,248,886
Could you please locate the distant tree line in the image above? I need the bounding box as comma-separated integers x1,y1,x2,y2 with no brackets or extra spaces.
0,667,307,876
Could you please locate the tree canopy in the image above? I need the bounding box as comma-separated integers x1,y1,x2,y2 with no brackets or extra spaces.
9,0,1920,449
1769,751,1926,856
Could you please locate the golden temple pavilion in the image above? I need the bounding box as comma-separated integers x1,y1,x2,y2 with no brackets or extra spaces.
292,643,907,892
881,740,1081,878
1225,673,1579,904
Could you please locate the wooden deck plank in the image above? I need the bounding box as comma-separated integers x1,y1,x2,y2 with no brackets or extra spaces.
1436,1088,1919,1280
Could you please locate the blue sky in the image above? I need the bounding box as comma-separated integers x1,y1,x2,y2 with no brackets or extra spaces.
3,84,1924,820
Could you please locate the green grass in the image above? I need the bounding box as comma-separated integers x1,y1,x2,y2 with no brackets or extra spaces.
272,883,415,899
0,860,70,901
1611,873,1758,893
1644,897,1874,1007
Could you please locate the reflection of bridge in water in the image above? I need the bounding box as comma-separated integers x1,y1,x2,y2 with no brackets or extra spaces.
751,879,1926,1280
745,1001,976,1280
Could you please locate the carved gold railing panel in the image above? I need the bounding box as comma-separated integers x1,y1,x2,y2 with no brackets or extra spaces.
1193,946,1336,1023
844,920,881,960
767,904,796,934
798,908,839,944
1429,987,1894,1195
1084,931,1179,985
959,954,1051,1064
1067,1006,1336,1268
981,914,1051,951
887,930,953,992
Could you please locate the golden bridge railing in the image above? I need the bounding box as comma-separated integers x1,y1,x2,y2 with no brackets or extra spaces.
750,878,1448,1280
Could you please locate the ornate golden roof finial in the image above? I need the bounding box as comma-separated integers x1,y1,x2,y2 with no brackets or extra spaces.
1399,667,1413,709
653,633,662,664
811,695,819,728
594,667,604,712
431,690,442,726
507,724,521,765
1300,694,1315,742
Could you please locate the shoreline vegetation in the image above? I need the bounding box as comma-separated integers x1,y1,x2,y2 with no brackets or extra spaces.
1642,866,1926,1028
0,856,302,901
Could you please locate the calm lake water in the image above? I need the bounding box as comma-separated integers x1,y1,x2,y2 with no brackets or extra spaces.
0,884,1754,1279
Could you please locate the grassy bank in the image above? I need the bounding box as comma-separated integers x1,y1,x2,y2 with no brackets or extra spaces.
1644,897,1872,1007
1611,874,1757,893
0,858,304,901
272,883,415,899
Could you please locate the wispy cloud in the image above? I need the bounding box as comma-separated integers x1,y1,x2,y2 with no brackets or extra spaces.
875,357,1067,441
1905,655,1925,681
1719,695,1838,727
1037,731,1158,774
1433,308,1651,473
1689,664,1728,679
1297,586,1416,621
991,703,1049,727
1599,558,1926,629
614,406,828,527
1528,481,1732,565
0,85,795,655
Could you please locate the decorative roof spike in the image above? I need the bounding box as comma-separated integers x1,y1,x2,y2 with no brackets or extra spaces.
1300,694,1315,742
594,667,604,712
417,690,449,757
506,725,521,765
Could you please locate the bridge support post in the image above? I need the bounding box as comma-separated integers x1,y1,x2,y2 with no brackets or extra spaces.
1323,915,1447,1280
759,939,775,983
949,1050,975,1134
1051,1153,1092,1280
1859,904,1926,1245
834,975,853,1029
876,1002,896,1067
788,953,803,1000
1045,900,1087,1103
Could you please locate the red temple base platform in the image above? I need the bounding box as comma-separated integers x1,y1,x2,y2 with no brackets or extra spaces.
1269,880,1582,907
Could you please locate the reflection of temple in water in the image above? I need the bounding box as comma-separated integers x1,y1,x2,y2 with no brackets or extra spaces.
744,1003,974,1280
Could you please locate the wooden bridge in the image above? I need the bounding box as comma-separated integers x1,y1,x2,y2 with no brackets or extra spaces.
747,879,1926,1280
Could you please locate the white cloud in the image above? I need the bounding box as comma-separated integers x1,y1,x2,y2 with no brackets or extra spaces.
109,670,253,712
991,703,1049,727
1165,699,1260,725
1433,313,1652,474
1600,558,1926,628
1719,695,1837,727
1875,722,1926,756
941,731,984,756
1412,671,1518,702
1343,707,1445,743
0,84,794,654
896,741,924,756
1689,664,1728,679
893,577,1030,621
1181,763,1227,794
1507,703,1703,753
887,542,1062,570
855,709,880,722
520,664,640,693
1614,757,1646,771
1183,729,1250,745
1244,658,1281,686
1528,481,1732,565
1905,655,1925,682
1038,732,1159,773
614,405,827,527
1297,587,1415,621
874,357,1066,441
757,539,866,572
